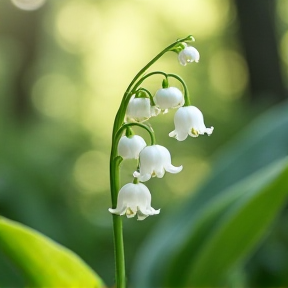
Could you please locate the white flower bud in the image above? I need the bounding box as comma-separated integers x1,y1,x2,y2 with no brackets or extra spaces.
126,95,160,122
154,87,184,110
118,135,146,159
178,46,200,66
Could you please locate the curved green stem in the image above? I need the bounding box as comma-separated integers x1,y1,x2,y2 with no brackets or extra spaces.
116,122,156,146
167,73,191,106
126,35,193,92
109,152,125,288
112,71,167,134
135,87,156,106
112,92,130,137
131,71,168,94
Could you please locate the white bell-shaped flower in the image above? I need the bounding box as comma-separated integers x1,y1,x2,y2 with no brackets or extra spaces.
169,106,214,141
118,135,146,159
109,182,160,220
126,95,160,122
133,145,183,182
178,45,200,66
154,87,184,110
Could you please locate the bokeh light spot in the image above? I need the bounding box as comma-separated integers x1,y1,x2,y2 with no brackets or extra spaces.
277,0,288,25
55,1,101,54
31,74,78,119
208,50,248,101
73,150,109,194
11,0,46,11
136,0,233,39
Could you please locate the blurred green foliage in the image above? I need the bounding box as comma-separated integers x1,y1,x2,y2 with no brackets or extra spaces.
132,101,288,287
0,0,288,287
0,217,105,287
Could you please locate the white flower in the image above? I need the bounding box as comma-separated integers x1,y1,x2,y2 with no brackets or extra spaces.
154,87,184,110
108,182,160,220
126,95,160,122
118,135,146,159
133,145,183,182
169,106,214,141
178,45,200,66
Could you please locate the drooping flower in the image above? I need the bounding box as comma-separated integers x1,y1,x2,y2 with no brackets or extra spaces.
169,106,214,141
133,145,182,182
178,44,200,66
126,95,160,122
154,87,184,111
109,182,160,220
118,135,146,159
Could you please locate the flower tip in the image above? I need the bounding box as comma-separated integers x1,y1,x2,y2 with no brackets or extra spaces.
133,170,151,182
108,208,118,215
207,126,214,135
166,164,183,174
168,130,176,138
169,130,188,141
186,35,195,42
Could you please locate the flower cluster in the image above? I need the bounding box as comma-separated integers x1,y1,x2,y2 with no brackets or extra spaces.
109,37,214,221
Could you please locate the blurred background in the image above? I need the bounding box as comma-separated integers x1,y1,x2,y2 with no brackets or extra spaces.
0,0,288,287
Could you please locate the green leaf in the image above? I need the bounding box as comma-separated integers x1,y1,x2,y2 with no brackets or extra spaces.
169,157,288,286
0,217,106,287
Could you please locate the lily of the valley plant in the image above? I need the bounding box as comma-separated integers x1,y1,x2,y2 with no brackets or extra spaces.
109,35,214,288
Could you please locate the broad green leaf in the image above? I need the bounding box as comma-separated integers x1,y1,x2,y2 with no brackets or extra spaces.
0,217,106,287
131,101,288,287
167,157,288,286
163,183,245,285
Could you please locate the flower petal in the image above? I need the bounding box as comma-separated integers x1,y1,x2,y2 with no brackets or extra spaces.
155,168,165,178
137,214,148,221
168,130,176,138
204,126,214,135
108,205,127,216
169,130,188,141
136,209,149,221
165,164,183,174
139,173,152,182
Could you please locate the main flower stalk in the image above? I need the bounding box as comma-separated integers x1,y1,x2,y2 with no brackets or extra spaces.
109,35,201,288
